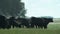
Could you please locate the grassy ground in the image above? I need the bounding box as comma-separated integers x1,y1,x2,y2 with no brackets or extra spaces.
0,23,60,34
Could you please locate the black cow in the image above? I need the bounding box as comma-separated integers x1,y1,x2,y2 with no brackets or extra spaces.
7,17,18,28
30,17,44,28
17,18,30,28
0,15,8,29
41,17,53,29
30,17,53,29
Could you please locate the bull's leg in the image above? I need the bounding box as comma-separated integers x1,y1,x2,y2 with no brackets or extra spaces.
35,25,37,28
2,26,5,29
44,25,47,29
31,24,34,28
40,26,43,29
7,25,11,29
38,25,40,28
21,25,24,28
37,24,43,29
24,23,29,28
12,25,14,28
38,25,43,29
26,25,30,28
19,25,21,28
44,23,49,29
1,25,6,29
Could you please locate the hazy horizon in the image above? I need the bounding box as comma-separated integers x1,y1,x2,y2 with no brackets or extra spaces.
22,0,60,18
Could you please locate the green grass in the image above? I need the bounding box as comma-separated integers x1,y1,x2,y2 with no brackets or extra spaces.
48,23,60,30
0,29,60,34
0,23,60,34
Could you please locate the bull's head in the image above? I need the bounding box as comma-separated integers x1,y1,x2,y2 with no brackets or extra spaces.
48,18,53,22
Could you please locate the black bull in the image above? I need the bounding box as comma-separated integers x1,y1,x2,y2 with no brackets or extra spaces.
30,17,53,29
16,18,30,28
0,15,10,29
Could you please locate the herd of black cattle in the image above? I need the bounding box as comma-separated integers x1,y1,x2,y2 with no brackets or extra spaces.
0,15,53,29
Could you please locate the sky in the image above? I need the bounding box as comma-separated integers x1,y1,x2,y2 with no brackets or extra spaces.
21,0,60,18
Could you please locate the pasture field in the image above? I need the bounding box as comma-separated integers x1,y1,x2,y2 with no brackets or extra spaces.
0,18,60,34
0,23,60,34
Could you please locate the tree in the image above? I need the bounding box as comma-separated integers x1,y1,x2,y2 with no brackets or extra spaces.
0,0,26,18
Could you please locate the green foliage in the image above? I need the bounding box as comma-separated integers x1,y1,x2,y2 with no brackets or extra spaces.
0,0,26,17
20,9,26,18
